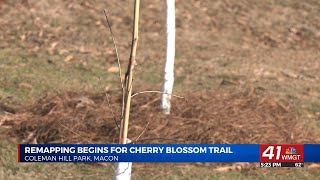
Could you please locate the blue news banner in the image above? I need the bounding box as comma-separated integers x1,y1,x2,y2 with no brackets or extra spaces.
18,144,320,163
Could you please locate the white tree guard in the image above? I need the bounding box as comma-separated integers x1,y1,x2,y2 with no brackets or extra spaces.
161,0,175,114
114,139,132,180
114,162,132,180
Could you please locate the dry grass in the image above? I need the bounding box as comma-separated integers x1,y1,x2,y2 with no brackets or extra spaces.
2,90,319,145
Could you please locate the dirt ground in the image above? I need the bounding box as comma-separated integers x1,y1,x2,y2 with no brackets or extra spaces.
0,0,320,179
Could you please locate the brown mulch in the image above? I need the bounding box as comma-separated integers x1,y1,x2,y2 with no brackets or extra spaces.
1,90,319,144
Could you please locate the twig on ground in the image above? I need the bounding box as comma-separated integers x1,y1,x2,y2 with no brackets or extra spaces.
137,128,211,143
59,122,91,143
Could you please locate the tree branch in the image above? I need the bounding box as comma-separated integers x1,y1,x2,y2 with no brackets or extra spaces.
103,9,124,89
98,76,120,131
131,90,186,100
133,121,150,143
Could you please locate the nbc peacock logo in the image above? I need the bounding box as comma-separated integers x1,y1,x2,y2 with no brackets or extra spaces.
285,147,297,155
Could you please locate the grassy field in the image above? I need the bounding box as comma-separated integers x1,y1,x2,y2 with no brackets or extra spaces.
0,0,320,179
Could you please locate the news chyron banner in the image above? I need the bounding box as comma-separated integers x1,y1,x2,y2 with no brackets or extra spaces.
18,144,320,167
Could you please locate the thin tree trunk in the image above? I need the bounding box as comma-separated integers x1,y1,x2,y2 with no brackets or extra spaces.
114,0,140,179
161,0,175,114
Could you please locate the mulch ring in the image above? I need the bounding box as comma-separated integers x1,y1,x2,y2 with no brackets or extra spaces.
1,90,319,171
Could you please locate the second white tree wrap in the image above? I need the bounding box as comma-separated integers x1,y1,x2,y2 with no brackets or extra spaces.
161,0,175,114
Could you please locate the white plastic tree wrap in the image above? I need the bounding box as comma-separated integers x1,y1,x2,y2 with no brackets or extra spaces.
114,140,132,180
161,0,175,114
114,162,132,180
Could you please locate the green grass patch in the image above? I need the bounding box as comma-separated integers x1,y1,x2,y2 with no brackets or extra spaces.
0,50,116,102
